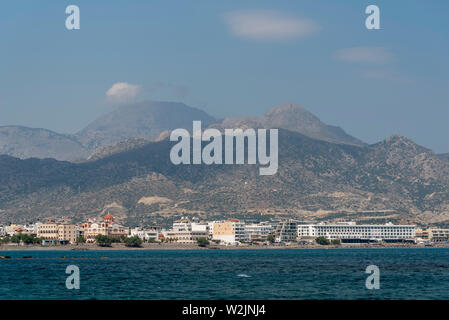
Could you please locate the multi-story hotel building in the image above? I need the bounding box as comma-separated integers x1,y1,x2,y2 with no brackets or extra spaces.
130,227,160,242
244,222,274,242
297,221,415,242
37,222,77,244
274,220,298,243
428,228,449,242
212,219,247,245
415,228,430,240
166,219,208,243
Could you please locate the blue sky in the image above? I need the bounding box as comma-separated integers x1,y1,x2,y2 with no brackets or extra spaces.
0,0,448,152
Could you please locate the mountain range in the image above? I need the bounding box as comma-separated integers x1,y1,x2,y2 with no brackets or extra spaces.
0,101,448,226
0,101,363,161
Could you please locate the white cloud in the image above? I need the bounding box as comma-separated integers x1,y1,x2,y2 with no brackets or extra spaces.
106,82,141,103
223,10,319,41
335,46,393,64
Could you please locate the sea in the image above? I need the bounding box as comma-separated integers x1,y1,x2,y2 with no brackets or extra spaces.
1,248,448,300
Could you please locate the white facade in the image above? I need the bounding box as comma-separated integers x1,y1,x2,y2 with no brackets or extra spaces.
4,224,24,236
167,219,208,243
130,227,159,242
25,222,42,234
191,222,209,233
173,219,191,231
166,229,208,243
244,222,274,241
212,220,248,244
429,228,449,242
297,222,415,241
275,220,298,243
233,221,247,243
207,222,215,238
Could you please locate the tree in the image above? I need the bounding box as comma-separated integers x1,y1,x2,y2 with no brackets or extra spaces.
10,235,21,244
197,237,209,247
76,236,86,244
95,234,113,247
315,236,330,245
331,239,341,245
267,235,275,244
123,236,143,247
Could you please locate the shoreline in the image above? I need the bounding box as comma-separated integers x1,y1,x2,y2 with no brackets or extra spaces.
1,242,448,251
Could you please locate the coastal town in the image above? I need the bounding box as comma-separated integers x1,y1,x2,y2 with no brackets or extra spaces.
0,213,448,248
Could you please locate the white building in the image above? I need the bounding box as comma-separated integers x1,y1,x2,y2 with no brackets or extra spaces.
207,222,215,238
130,227,160,242
25,222,42,235
191,222,209,233
4,224,24,236
244,222,274,241
428,228,449,242
212,219,248,245
172,218,191,232
297,221,415,242
274,220,298,243
166,218,208,243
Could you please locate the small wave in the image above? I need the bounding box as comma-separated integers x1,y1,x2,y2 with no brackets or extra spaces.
237,273,251,278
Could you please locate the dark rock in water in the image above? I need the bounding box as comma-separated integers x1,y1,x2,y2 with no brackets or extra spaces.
22,256,32,259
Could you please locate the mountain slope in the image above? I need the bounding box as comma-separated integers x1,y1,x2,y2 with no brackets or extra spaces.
215,103,365,146
1,130,448,226
76,101,216,151
0,126,88,161
0,101,362,161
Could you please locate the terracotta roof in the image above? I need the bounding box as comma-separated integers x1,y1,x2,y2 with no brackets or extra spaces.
104,213,114,220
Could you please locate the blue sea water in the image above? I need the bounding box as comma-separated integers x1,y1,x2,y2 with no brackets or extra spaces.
1,248,449,300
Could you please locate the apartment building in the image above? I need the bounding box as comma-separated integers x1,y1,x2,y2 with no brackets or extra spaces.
212,219,247,245
130,227,160,242
4,224,25,236
166,218,208,243
415,228,430,240
274,220,298,243
244,222,274,242
428,228,449,242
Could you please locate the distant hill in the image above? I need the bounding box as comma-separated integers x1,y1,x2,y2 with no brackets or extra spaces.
75,101,217,151
1,130,449,226
213,103,365,146
0,101,364,161
0,101,216,161
86,138,150,161
0,126,88,161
